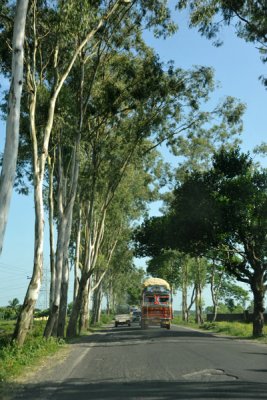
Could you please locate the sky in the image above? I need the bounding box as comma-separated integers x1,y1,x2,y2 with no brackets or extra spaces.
0,6,266,309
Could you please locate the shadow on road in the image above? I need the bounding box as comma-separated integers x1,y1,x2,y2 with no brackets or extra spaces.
71,324,225,349
6,379,267,400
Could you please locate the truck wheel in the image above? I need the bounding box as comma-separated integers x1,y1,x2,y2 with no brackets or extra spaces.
115,322,118,327
128,322,131,326
166,324,171,330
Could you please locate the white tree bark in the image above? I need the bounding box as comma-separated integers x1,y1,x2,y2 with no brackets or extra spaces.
0,0,29,254
13,0,125,346
74,208,82,302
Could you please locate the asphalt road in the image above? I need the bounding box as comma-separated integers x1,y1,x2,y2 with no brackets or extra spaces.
8,323,267,400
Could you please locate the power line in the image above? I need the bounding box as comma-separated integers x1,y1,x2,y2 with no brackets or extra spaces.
0,261,30,269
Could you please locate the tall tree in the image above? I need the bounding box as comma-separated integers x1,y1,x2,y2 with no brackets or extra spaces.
0,0,29,254
9,0,176,346
10,0,145,346
177,0,267,85
171,148,267,337
147,250,182,293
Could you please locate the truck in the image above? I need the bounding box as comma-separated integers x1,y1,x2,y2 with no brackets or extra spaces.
114,304,131,327
141,277,172,330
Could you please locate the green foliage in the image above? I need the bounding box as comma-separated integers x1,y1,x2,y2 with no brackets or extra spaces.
34,309,50,318
90,312,114,329
171,148,267,262
171,148,267,336
99,313,114,325
199,321,267,339
0,321,63,382
177,0,267,85
147,250,182,290
173,317,267,340
133,215,171,258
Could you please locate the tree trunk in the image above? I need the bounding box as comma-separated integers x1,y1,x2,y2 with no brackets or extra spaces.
182,262,188,322
44,209,67,338
67,273,89,337
74,208,82,302
251,274,265,337
106,293,110,315
56,197,76,337
13,178,43,345
67,203,107,337
195,283,203,324
48,155,56,309
45,133,79,338
210,265,218,322
78,279,90,333
0,0,29,254
57,258,69,337
91,284,102,325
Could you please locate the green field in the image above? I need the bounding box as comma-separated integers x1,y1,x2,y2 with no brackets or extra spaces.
172,316,267,343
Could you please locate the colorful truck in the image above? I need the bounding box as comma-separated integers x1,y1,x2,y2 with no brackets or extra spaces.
141,277,172,330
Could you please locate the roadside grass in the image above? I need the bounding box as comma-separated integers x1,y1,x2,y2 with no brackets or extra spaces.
79,313,114,336
172,316,267,343
0,313,114,382
0,320,64,382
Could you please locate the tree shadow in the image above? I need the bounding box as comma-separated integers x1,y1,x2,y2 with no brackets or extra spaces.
5,379,267,400
72,325,232,349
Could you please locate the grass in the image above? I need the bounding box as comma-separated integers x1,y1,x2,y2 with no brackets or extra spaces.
0,319,64,382
172,316,267,343
0,313,114,383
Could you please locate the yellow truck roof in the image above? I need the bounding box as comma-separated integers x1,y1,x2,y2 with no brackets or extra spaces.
142,277,170,290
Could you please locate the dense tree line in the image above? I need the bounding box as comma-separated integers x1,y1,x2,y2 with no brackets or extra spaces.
134,148,267,337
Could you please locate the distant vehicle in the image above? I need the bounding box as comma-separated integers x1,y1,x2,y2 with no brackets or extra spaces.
141,277,173,330
114,304,131,327
132,310,141,323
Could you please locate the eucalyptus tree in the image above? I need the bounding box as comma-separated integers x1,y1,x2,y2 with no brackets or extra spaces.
44,43,168,338
103,230,145,315
66,50,225,337
9,0,138,346
207,258,227,321
104,256,145,314
177,0,267,86
89,186,149,326
67,132,164,336
0,0,176,346
0,0,29,255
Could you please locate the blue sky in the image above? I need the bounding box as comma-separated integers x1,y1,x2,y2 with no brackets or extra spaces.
0,9,266,309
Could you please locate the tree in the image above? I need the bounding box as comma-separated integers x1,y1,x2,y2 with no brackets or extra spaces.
10,0,136,346
171,148,267,337
6,0,176,346
7,297,20,316
134,222,208,322
177,0,267,86
146,250,182,293
207,261,250,319
0,0,29,254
